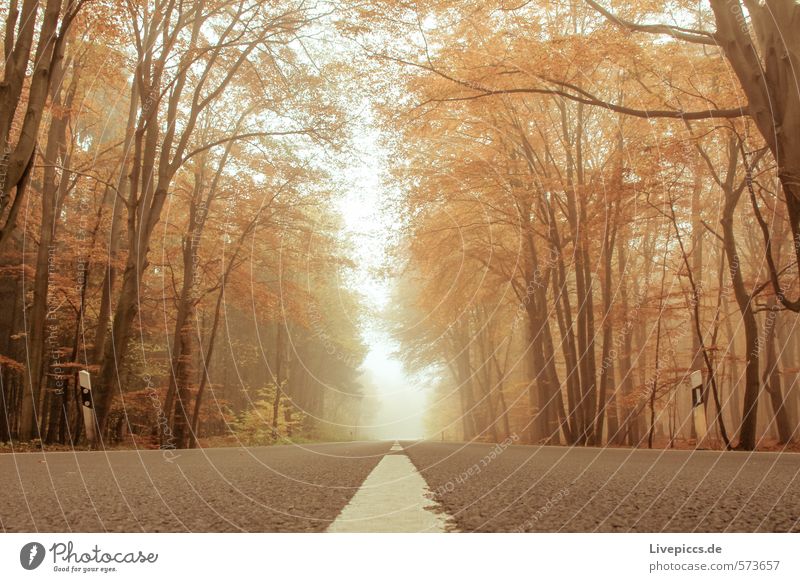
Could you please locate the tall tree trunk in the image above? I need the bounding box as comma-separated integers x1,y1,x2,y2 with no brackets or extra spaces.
189,279,226,448
165,179,203,448
722,294,743,434
762,297,793,443
649,234,669,449
689,163,704,440
93,81,139,364
593,199,619,445
491,349,513,440
18,46,72,441
475,311,499,442
546,202,580,443
721,206,760,450
271,322,284,438
616,230,645,445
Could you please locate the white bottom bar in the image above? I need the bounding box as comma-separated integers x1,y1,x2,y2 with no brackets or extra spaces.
1,533,797,581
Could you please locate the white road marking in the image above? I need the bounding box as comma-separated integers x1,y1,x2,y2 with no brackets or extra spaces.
327,444,452,532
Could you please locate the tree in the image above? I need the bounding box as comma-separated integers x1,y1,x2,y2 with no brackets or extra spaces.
0,0,86,250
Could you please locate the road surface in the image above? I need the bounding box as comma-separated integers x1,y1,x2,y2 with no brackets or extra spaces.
403,441,800,532
1,441,798,532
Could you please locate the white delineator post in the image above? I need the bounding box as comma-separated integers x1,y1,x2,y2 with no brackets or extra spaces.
78,370,96,444
689,370,708,446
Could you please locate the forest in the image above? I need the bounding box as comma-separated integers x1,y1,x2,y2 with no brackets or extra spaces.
1,0,799,452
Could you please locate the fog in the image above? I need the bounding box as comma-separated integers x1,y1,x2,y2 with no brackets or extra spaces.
338,115,428,441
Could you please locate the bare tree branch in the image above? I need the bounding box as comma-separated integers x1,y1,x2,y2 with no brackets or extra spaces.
584,0,718,46
384,54,749,120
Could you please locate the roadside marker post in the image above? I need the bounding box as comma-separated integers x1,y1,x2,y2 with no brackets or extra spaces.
689,370,708,446
78,370,96,444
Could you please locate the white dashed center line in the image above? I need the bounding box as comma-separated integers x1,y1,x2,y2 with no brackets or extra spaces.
327,442,452,532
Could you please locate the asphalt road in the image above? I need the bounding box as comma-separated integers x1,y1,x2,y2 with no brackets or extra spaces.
2,440,798,532
403,441,800,532
0,441,390,532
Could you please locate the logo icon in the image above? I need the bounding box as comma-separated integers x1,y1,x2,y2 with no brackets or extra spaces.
20,542,46,570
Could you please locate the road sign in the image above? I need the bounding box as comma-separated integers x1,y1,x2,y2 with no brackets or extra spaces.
78,370,96,443
689,370,708,444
